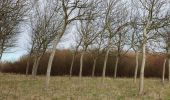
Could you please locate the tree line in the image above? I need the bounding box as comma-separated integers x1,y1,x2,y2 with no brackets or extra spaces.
0,0,170,95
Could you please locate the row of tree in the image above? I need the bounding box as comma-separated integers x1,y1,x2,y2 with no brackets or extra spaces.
0,0,170,95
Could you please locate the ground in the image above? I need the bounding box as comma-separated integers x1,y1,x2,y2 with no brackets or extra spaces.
0,73,170,100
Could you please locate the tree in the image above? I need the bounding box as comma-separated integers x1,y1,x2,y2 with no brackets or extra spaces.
0,0,27,60
131,0,169,94
129,12,142,83
90,33,105,77
27,0,62,77
45,0,94,89
77,3,104,78
69,37,82,78
102,0,128,80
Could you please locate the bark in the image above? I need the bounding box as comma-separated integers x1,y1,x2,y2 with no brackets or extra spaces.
45,38,60,89
32,57,38,77
79,50,85,78
139,27,147,95
134,51,139,83
26,55,31,76
34,55,42,76
168,56,170,82
168,34,170,82
69,53,75,78
102,38,111,79
0,53,2,61
92,58,97,77
162,59,166,83
102,49,110,78
114,56,119,78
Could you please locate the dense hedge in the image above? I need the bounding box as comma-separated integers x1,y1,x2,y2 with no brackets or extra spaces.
0,49,167,78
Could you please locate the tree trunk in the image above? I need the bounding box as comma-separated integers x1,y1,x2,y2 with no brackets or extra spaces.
26,55,31,76
69,53,75,78
139,27,147,95
162,59,166,83
114,56,119,78
134,51,139,83
102,38,111,79
102,48,110,78
45,38,60,89
168,56,170,82
32,57,38,77
0,53,2,61
79,50,85,79
34,55,42,76
92,58,97,77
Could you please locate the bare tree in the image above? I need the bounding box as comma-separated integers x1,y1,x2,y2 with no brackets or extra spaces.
102,0,128,80
158,25,170,83
129,13,143,83
69,37,82,78
77,6,104,78
131,0,169,94
27,0,62,77
0,0,27,60
45,0,95,89
90,33,105,77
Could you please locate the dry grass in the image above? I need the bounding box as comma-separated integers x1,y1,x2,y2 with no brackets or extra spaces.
0,73,170,100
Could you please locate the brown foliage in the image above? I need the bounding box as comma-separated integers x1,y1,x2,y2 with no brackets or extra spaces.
0,49,166,78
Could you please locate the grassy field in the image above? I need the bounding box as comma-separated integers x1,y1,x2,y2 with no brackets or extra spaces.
0,73,170,100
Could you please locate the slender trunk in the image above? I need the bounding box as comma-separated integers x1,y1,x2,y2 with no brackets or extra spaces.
102,50,109,78
69,53,75,78
32,57,38,77
139,28,147,95
26,55,31,76
102,38,111,79
0,52,2,72
168,55,170,82
92,58,97,77
134,51,139,83
34,56,42,76
45,38,60,89
0,53,2,61
162,59,166,83
114,56,119,78
79,50,85,79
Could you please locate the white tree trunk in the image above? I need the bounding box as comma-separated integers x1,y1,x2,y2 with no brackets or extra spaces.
79,50,85,79
102,38,111,79
139,27,147,95
134,51,139,83
102,50,109,79
162,59,166,83
69,54,75,78
114,56,119,78
92,58,97,77
45,38,60,89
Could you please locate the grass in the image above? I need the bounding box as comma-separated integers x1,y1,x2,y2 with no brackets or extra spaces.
0,73,170,100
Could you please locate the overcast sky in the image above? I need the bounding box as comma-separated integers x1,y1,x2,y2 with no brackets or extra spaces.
1,26,75,62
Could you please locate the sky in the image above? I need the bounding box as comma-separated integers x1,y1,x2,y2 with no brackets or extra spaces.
1,24,76,62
